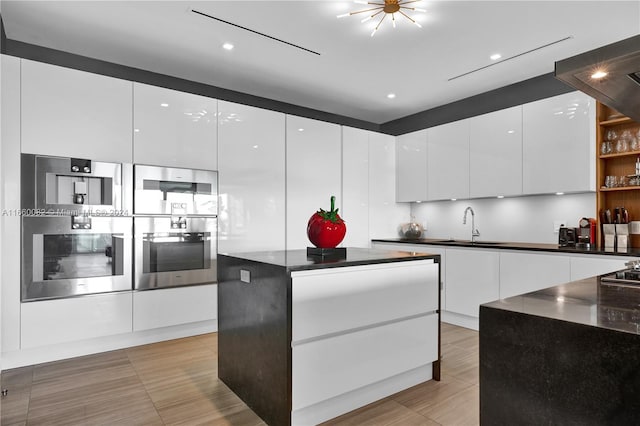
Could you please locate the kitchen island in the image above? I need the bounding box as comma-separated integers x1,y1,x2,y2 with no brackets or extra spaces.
217,248,441,426
480,275,640,424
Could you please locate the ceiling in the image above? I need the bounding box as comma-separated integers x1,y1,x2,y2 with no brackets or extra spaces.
1,1,639,124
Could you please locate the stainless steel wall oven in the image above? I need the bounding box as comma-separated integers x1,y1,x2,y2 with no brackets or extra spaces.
133,165,218,290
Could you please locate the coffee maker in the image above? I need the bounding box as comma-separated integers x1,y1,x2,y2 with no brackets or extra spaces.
577,217,596,249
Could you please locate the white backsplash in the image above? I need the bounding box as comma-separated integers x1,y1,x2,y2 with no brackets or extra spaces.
410,193,596,244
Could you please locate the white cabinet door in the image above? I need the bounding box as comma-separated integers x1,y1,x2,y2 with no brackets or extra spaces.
522,91,596,194
500,251,570,299
396,129,428,202
218,101,285,253
427,120,469,201
133,285,217,331
570,255,636,282
342,127,370,247
133,83,217,170
445,248,499,317
21,292,133,349
369,132,410,238
286,116,342,250
470,106,523,198
21,60,132,162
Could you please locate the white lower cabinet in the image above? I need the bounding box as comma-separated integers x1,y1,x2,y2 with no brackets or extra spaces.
570,255,636,281
21,292,133,349
445,248,499,318
133,285,217,331
500,251,571,299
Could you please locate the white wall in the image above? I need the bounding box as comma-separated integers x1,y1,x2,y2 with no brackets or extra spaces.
410,192,596,244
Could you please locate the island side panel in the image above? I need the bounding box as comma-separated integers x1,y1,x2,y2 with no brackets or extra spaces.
218,254,292,426
480,305,640,425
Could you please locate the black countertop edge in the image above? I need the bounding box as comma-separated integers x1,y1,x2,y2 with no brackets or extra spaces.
371,238,640,257
218,247,440,272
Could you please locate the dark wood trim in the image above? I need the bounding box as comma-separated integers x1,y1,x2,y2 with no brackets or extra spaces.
380,73,574,135
0,19,575,136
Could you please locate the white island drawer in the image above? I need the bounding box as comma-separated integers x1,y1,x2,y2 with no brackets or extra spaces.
292,313,438,410
291,260,438,342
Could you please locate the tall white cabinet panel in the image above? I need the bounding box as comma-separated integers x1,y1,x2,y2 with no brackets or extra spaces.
445,248,499,317
427,120,470,201
522,91,596,194
218,101,285,253
286,116,342,250
470,106,523,198
500,251,570,299
133,83,217,170
369,132,410,238
21,59,132,162
396,129,428,202
1,54,22,353
342,127,370,247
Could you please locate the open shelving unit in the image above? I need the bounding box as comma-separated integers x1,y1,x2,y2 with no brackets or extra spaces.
596,102,640,247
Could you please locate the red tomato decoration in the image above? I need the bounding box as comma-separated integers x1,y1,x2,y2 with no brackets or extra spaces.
307,196,346,248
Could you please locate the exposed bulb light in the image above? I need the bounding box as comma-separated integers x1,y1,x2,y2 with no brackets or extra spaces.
222,43,234,51
490,53,502,61
339,0,426,36
387,93,396,99
591,70,608,79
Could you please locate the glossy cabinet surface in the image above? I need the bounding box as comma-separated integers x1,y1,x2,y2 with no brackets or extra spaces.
396,129,428,202
342,127,370,248
569,255,634,282
133,285,217,331
133,83,217,170
286,116,342,250
427,120,470,201
499,251,571,299
218,101,286,253
470,106,523,198
369,132,410,238
21,292,133,349
21,59,133,162
445,248,499,317
522,91,596,194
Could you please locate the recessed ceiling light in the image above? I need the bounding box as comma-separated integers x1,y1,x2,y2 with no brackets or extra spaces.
591,70,608,79
298,128,304,132
490,53,502,61
556,192,565,196
450,198,457,201
160,103,169,107
134,128,140,133
222,43,234,51
252,145,259,149
387,93,396,99
497,195,504,199
507,130,515,134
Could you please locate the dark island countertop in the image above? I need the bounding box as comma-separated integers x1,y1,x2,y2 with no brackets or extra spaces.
218,247,440,272
372,237,640,257
482,276,640,335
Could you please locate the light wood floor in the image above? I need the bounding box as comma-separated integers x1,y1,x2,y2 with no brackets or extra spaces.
1,323,478,426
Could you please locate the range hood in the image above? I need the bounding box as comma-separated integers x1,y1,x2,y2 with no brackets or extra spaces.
555,34,640,122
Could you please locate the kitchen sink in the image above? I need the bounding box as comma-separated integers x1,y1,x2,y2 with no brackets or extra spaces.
432,239,503,245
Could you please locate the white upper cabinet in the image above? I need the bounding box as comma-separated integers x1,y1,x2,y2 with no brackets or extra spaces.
286,116,342,250
522,91,596,194
427,120,470,201
369,132,410,239
21,60,132,162
342,127,370,247
470,106,523,198
396,129,428,202
133,83,217,170
218,101,286,253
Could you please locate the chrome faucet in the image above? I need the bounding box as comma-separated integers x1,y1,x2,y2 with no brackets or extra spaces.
463,206,480,243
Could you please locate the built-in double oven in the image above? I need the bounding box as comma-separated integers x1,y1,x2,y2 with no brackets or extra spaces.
133,165,218,290
21,154,133,301
21,155,218,301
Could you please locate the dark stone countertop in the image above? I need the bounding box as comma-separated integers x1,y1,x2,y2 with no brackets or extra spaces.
372,238,640,257
482,276,640,335
218,247,439,272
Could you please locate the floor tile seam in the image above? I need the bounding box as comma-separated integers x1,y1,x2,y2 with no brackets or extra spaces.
123,350,169,426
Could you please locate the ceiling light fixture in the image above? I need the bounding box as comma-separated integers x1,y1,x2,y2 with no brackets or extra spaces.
490,53,502,60
222,43,234,51
591,70,608,79
338,0,425,37
387,93,396,99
